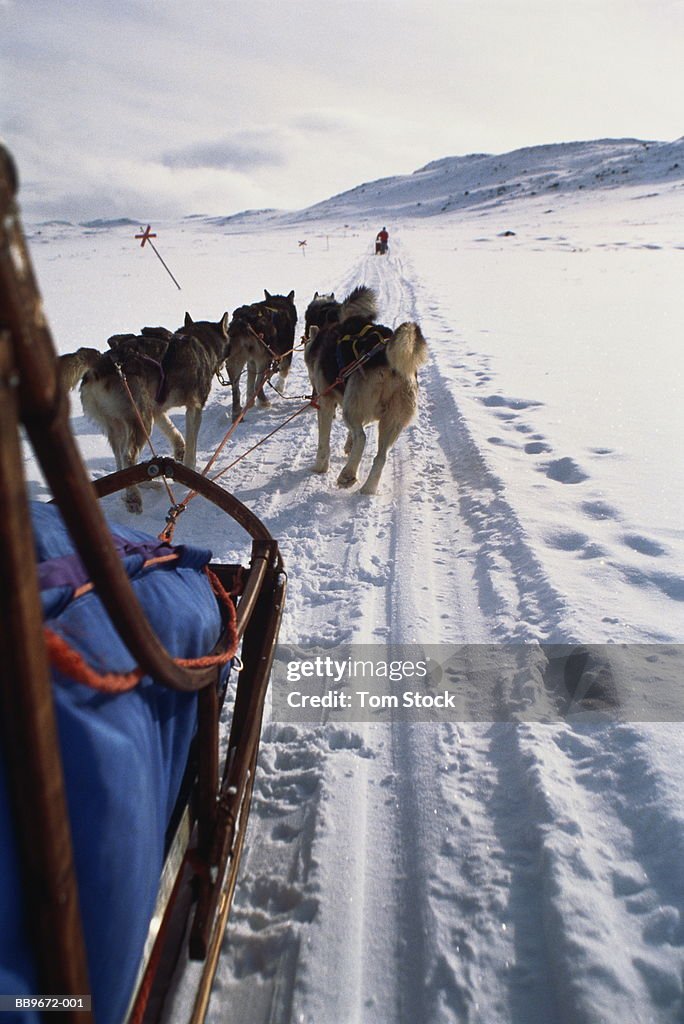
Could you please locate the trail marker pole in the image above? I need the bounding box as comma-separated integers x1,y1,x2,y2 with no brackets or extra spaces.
135,225,182,290
298,240,307,256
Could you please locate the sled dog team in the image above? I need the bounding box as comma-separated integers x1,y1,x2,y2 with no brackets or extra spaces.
67,285,428,510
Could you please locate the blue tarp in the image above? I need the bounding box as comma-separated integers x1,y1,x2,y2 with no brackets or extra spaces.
0,503,225,1023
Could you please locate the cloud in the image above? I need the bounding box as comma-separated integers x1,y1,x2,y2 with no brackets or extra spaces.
162,133,286,172
291,112,353,135
3,1,684,221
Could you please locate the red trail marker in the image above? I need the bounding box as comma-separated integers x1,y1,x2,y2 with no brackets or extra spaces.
135,225,181,290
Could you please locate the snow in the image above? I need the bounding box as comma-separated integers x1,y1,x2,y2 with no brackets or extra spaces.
21,139,684,1023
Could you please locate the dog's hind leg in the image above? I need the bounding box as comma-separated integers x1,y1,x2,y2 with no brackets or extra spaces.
275,351,293,395
154,410,185,462
247,360,271,407
360,415,404,495
223,352,246,422
110,419,145,514
337,424,366,488
230,375,243,422
312,396,336,474
183,405,203,471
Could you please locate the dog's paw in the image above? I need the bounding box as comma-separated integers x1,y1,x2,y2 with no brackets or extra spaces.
173,445,185,462
312,461,329,474
124,491,143,514
337,471,357,488
359,481,379,496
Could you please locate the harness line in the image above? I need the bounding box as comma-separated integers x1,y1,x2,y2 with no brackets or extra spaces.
157,365,273,541
115,363,178,509
196,339,388,486
243,321,304,363
116,326,386,541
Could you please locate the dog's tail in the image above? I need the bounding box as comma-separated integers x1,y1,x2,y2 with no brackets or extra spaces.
58,347,101,391
339,284,377,323
386,322,429,379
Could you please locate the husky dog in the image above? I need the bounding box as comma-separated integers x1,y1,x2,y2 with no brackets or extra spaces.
304,285,428,495
58,347,101,393
225,290,297,421
80,313,229,513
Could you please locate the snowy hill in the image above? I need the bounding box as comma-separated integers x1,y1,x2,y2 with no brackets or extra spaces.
291,136,684,221
21,138,684,1024
48,138,684,233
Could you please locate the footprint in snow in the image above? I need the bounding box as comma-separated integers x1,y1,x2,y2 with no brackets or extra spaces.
271,822,302,844
623,534,666,557
524,441,551,455
545,529,590,552
543,457,589,484
482,394,544,411
544,532,602,557
617,565,684,602
581,500,620,521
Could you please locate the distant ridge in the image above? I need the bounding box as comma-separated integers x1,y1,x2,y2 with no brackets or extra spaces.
67,138,684,233
80,217,140,229
287,137,684,223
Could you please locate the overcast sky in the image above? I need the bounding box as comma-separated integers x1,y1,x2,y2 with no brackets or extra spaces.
2,0,683,222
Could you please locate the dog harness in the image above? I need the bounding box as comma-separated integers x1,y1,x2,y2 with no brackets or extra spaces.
336,322,392,375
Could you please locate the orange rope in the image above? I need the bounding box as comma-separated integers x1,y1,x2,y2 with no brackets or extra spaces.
157,335,364,538
158,364,274,541
44,567,239,693
116,364,178,507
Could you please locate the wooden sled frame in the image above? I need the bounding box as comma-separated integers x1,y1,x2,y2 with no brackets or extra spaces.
0,145,286,1022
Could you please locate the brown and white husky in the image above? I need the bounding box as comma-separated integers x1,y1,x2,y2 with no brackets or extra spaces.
304,285,428,495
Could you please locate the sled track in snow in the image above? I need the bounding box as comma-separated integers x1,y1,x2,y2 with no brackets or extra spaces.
195,250,533,1022
162,244,684,1024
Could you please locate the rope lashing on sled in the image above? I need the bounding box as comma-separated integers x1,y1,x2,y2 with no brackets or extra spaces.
43,566,240,694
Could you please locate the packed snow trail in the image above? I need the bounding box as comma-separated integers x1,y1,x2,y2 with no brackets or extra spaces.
150,240,684,1024
43,221,678,1024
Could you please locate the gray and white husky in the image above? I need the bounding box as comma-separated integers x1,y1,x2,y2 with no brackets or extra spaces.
304,285,428,495
80,313,229,513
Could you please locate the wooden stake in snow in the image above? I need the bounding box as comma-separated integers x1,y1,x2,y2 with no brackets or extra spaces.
135,224,181,290
298,239,307,256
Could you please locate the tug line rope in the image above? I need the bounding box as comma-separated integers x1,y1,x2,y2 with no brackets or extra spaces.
117,325,383,541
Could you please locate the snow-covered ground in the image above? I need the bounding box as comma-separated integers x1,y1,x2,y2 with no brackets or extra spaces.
23,139,684,1023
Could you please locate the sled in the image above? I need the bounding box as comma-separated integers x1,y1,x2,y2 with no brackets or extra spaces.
374,240,388,255
0,145,285,1023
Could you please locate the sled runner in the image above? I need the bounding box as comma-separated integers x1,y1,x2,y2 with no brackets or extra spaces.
0,145,285,1023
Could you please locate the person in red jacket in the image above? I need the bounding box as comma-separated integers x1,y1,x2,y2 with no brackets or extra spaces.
375,227,389,254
